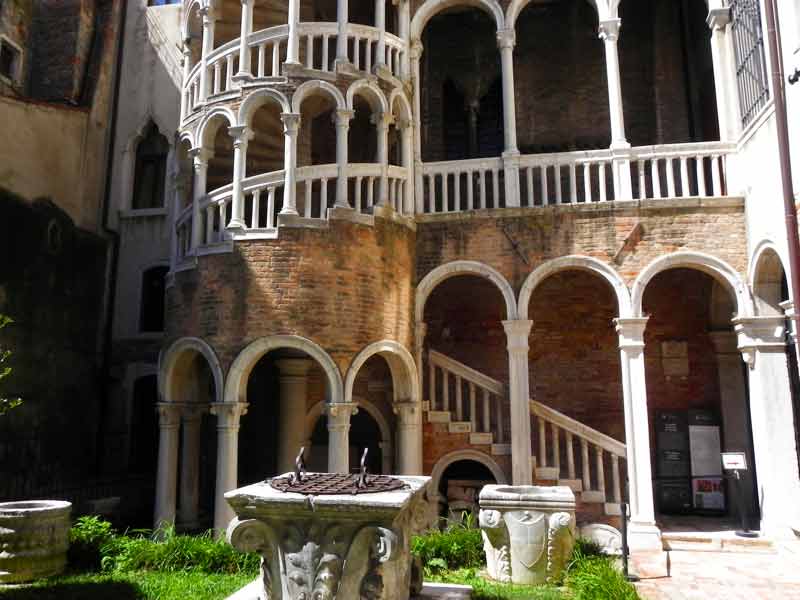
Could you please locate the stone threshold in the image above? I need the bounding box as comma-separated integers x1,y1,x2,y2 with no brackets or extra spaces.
661,530,774,553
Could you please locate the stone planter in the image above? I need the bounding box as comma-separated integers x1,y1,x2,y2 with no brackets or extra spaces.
479,486,575,585
0,500,72,584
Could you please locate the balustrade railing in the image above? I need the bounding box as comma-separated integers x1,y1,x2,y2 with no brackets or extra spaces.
206,39,241,97
420,158,505,214
175,204,193,262
518,149,615,206
249,25,289,78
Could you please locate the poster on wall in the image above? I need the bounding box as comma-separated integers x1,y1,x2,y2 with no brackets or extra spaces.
692,477,726,511
688,410,723,477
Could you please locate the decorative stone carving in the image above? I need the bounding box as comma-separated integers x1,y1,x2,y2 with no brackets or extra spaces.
226,474,430,600
579,524,623,556
479,486,576,585
0,500,72,583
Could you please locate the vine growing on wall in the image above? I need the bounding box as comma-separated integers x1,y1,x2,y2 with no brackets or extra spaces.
0,315,21,416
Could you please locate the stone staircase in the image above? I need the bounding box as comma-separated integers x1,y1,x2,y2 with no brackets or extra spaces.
424,350,626,525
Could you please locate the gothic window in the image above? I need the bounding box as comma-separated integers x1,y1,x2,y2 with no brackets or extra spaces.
730,0,770,127
140,266,168,333
132,122,169,210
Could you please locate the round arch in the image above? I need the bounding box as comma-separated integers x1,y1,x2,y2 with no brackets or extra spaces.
304,399,392,449
410,0,505,40
344,340,420,406
429,449,507,497
749,241,790,315
389,88,413,122
197,107,238,148
238,88,292,126
178,129,196,149
291,80,347,114
416,261,518,323
346,79,389,114
181,0,205,40
158,336,224,404
518,256,632,320
749,239,791,292
224,335,344,405
506,0,602,30
631,251,753,318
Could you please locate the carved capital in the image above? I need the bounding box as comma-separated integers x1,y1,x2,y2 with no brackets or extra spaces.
334,109,355,127
371,111,395,129
180,403,208,424
707,7,732,31
228,125,254,149
409,38,424,61
393,401,420,426
496,29,516,50
210,402,249,430
598,19,621,42
502,320,533,355
280,112,301,135
326,402,358,430
189,146,213,167
156,403,182,429
615,317,649,350
733,316,787,368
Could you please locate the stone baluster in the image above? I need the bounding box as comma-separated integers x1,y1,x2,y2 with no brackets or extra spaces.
538,418,546,468
327,402,359,474
180,41,192,121
394,401,423,474
566,432,576,480
442,369,449,412
199,7,216,102
210,402,249,533
228,126,253,230
234,0,254,81
410,39,424,213
280,113,301,215
469,383,477,430
154,403,182,528
336,0,349,66
178,404,206,529
482,389,491,433
335,109,355,208
276,359,313,473
455,375,463,421
503,320,533,485
580,439,590,491
612,454,621,504
552,423,560,475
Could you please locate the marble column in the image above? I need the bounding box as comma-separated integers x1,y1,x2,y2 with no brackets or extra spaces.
180,41,191,121
497,28,520,207
398,0,410,79
502,320,533,485
199,7,216,102
275,358,313,474
709,330,757,524
335,109,355,208
280,112,301,215
409,39,424,213
177,404,206,529
327,402,358,474
210,402,249,533
336,0,349,65
734,316,800,537
707,6,740,142
234,0,254,80
394,401,423,475
375,112,392,206
190,148,211,249
228,126,253,229
154,403,182,528
414,322,427,409
399,118,414,213
615,318,661,550
375,0,386,71
287,0,301,66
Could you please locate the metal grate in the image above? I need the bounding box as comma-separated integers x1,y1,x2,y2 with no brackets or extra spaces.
730,0,770,127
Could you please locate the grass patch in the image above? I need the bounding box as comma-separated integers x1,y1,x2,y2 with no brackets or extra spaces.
0,571,253,600
428,567,566,600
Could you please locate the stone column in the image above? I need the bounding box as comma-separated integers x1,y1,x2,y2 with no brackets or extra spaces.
180,41,191,121
375,0,386,71
190,148,211,249
502,320,533,485
415,321,427,408
399,118,414,213
335,109,355,208
199,7,216,102
280,112,301,215
234,0,254,81
210,402,249,533
497,29,521,207
398,0,410,79
336,0,349,65
154,403,182,528
410,39,424,213
327,403,358,474
286,0,301,66
709,330,757,524
734,316,800,537
178,404,206,529
375,112,392,206
228,126,253,229
275,358,313,474
614,318,661,550
707,6,739,142
394,401,423,475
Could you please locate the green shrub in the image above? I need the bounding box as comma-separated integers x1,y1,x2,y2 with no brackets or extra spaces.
411,516,484,573
68,516,117,571
565,544,640,600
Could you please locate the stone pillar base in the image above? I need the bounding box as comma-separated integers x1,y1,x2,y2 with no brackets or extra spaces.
627,522,662,552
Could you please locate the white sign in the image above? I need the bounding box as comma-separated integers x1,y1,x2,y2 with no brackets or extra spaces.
690,425,722,476
721,452,748,471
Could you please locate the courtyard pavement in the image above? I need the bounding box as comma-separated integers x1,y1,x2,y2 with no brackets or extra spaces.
632,541,800,599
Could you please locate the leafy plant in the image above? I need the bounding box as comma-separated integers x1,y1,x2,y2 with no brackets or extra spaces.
565,540,640,600
411,513,484,573
0,314,22,416
69,516,118,571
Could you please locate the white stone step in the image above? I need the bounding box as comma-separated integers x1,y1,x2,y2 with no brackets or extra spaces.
535,467,559,481
580,490,606,504
559,479,583,492
448,421,472,434
491,443,511,455
604,503,621,516
469,432,493,445
428,411,451,423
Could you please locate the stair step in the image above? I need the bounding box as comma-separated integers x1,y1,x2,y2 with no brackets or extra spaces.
604,503,621,516
661,532,773,553
559,479,583,492
535,467,559,480
581,491,606,504
428,411,451,423
469,432,493,445
491,443,511,456
448,422,472,434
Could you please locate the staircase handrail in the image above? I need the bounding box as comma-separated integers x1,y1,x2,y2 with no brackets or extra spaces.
428,350,504,396
529,399,626,458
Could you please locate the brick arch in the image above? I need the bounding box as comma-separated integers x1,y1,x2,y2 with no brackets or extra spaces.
410,0,505,41
518,256,632,319
429,450,507,499
416,261,518,323
631,251,753,318
159,337,224,404
224,335,344,405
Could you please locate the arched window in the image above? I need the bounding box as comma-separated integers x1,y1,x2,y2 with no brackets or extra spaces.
132,122,169,210
140,266,169,333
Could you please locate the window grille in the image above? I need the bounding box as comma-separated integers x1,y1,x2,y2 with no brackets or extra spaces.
730,0,770,127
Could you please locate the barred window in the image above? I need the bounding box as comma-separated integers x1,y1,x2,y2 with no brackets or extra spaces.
730,0,770,127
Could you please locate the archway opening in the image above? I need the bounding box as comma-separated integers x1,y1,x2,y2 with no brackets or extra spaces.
642,268,758,528
185,4,202,68
298,89,338,215
349,94,380,211
753,248,788,316
245,98,285,227
438,459,497,524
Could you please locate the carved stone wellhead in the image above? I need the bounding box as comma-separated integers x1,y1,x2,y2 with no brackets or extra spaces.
479,485,576,586
225,471,430,600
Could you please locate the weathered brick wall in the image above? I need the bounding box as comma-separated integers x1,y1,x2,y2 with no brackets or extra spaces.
167,217,416,380
422,422,512,485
